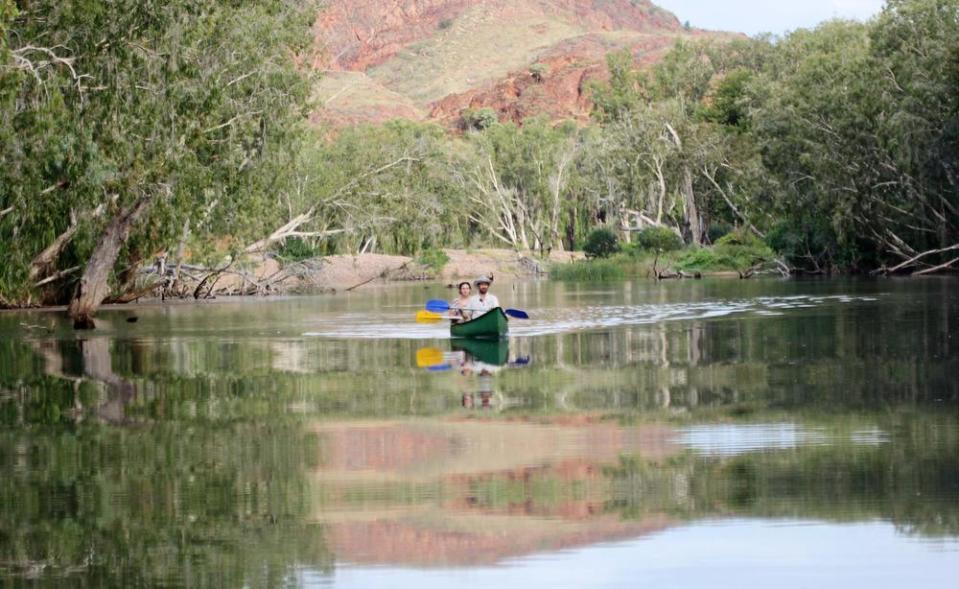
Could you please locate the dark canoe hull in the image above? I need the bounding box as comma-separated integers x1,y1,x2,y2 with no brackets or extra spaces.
450,307,509,339
452,339,510,366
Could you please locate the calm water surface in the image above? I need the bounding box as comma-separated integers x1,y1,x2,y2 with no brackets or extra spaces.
1,278,958,587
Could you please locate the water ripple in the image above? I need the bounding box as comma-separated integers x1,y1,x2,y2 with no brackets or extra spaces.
302,294,878,339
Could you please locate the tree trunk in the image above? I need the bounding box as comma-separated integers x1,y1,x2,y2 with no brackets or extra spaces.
681,166,703,246
565,208,576,251
68,195,155,329
618,201,631,244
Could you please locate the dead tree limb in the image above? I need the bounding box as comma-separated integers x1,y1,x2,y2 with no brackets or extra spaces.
914,256,959,276
193,260,234,300
34,265,81,288
703,164,765,239
881,243,959,274
245,156,417,253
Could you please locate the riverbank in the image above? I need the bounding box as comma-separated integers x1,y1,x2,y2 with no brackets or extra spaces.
127,248,587,302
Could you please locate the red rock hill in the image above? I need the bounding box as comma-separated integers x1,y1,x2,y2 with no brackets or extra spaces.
309,0,723,127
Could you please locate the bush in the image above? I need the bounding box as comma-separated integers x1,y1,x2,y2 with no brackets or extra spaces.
583,228,620,258
708,222,733,244
529,63,549,82
634,226,683,252
715,229,764,248
461,107,498,131
276,237,319,263
675,236,775,272
416,247,450,271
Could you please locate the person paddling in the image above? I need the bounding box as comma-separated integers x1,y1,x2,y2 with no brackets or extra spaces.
450,281,473,323
468,275,499,318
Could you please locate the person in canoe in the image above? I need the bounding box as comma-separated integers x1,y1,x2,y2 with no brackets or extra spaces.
468,275,499,317
450,281,473,323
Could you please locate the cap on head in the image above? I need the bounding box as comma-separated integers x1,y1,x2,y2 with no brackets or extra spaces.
473,276,492,286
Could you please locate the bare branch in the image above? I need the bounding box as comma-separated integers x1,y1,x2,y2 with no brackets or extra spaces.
203,111,263,134
883,243,959,274
34,266,81,288
914,256,959,276
702,164,765,238
245,156,418,253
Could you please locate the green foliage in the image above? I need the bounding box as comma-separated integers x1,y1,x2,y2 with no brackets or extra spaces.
633,227,683,252
676,235,775,272
708,222,733,244
276,237,320,263
462,116,580,253
461,107,499,130
1,0,317,304
529,62,549,82
583,227,620,258
698,68,754,129
715,229,763,248
2,0,959,306
416,247,450,271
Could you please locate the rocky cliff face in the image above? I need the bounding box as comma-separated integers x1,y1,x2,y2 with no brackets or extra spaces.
310,1,715,126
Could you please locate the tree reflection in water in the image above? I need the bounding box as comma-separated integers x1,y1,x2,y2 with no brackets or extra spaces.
1,279,958,583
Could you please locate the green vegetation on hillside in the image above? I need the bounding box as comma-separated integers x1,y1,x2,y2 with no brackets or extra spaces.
2,0,957,323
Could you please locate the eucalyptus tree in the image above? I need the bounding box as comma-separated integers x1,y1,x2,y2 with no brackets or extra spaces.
249,120,465,257
589,46,759,246
754,0,959,272
456,118,580,254
1,0,317,325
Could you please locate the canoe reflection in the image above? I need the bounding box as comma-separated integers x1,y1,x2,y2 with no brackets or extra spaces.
415,340,531,410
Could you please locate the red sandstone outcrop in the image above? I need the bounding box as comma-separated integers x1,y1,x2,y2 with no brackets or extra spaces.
310,1,726,126
314,1,680,71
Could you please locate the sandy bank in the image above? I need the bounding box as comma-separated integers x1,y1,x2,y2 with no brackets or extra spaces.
239,248,587,292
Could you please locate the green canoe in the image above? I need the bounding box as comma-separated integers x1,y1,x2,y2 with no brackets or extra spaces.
450,307,509,339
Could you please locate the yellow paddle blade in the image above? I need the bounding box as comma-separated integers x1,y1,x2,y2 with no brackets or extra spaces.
416,310,445,324
416,347,445,368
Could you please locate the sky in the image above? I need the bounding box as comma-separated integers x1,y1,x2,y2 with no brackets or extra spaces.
654,0,887,36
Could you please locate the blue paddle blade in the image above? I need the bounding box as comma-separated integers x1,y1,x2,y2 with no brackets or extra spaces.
426,299,450,313
427,364,452,372
505,309,530,320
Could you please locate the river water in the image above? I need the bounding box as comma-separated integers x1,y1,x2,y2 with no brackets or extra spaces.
1,278,957,587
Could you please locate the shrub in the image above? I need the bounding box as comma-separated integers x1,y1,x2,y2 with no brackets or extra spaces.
715,229,764,248
529,63,549,82
634,226,683,252
675,247,723,271
276,237,319,263
438,18,453,30
583,228,620,259
461,107,498,131
675,233,775,272
708,222,733,244
416,247,450,271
